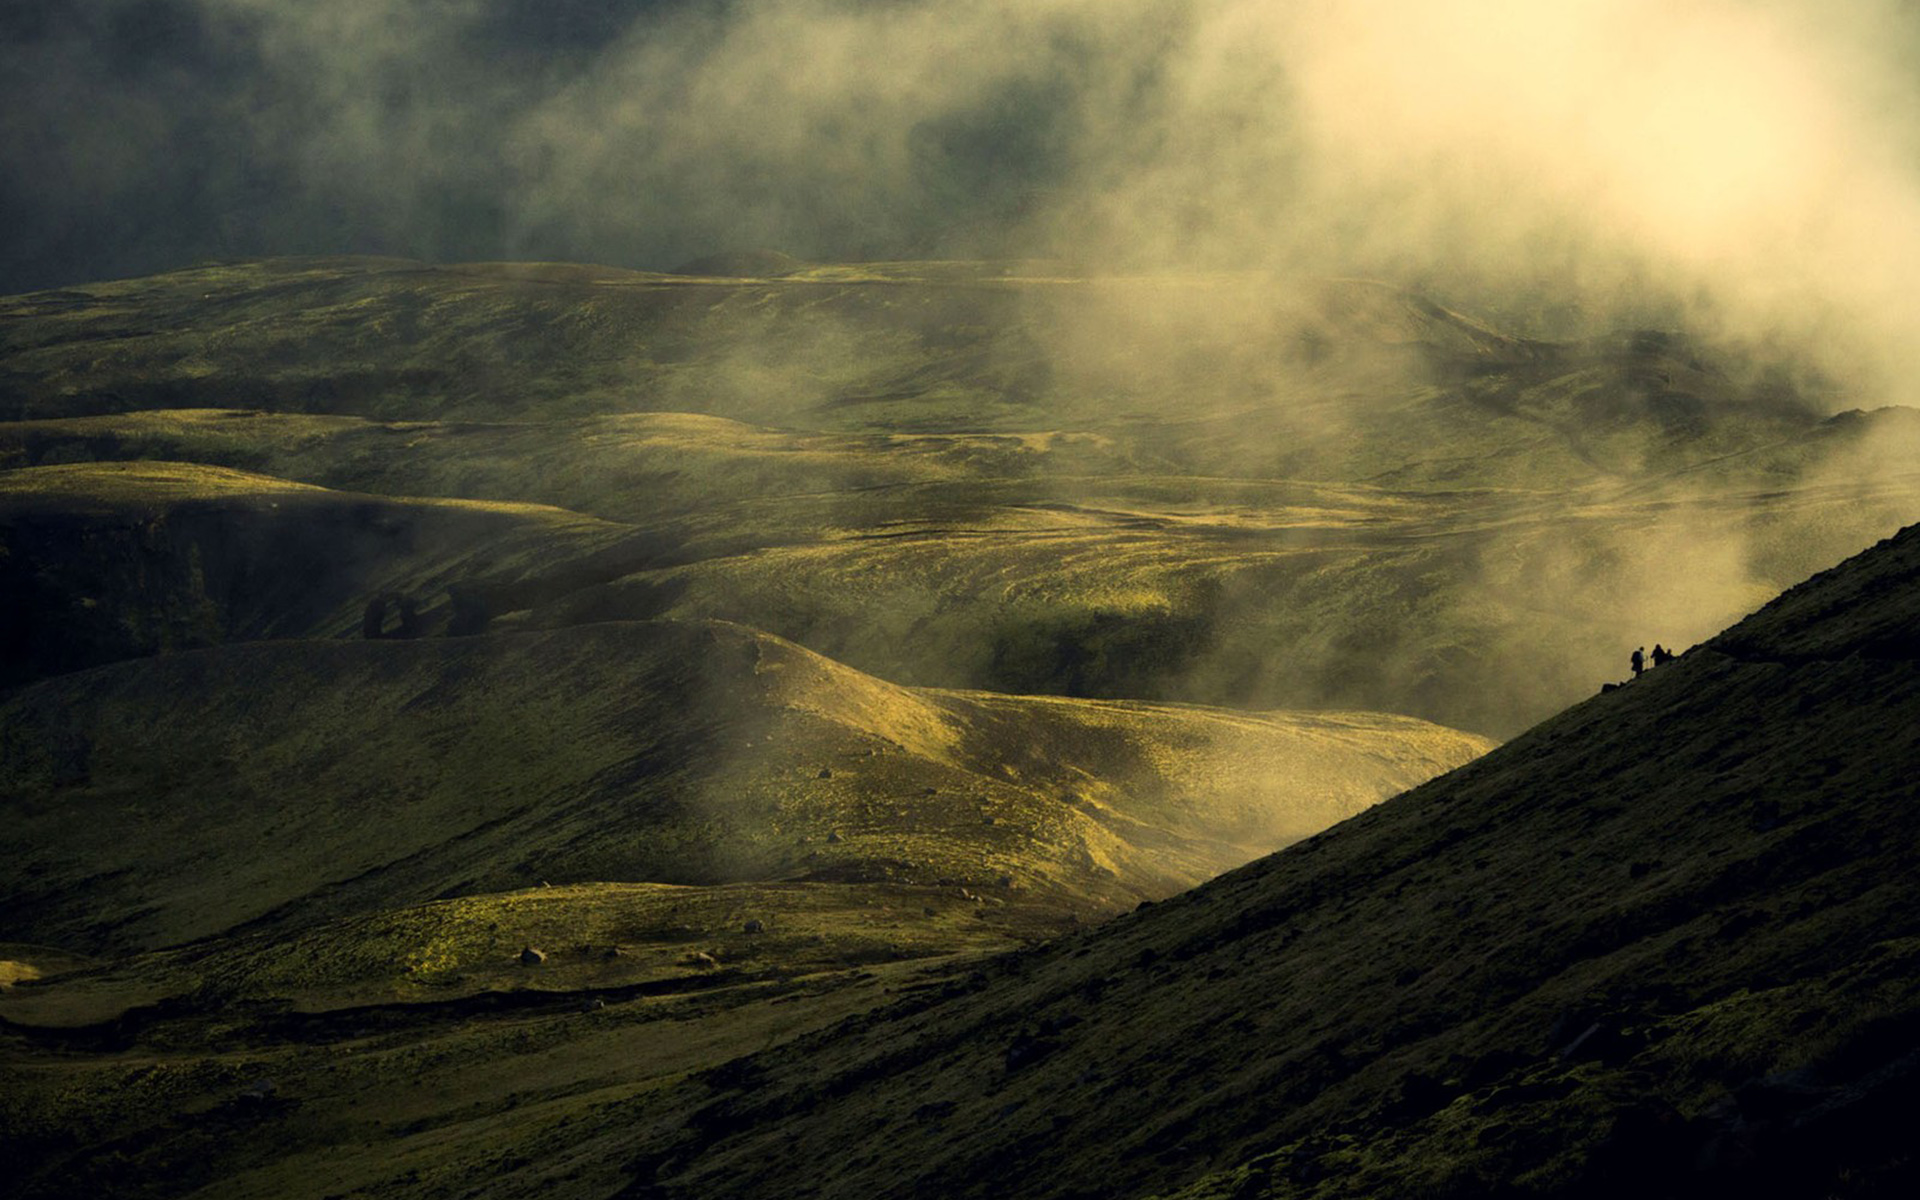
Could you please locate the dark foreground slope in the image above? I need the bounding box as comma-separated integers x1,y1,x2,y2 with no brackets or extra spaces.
592,522,1920,1200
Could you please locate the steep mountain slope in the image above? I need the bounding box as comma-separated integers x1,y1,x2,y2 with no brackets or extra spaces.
576,521,1920,1200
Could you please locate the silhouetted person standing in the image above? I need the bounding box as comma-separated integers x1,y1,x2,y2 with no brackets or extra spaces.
362,596,387,639
1631,647,1645,678
396,595,421,639
446,584,491,636
1651,643,1670,667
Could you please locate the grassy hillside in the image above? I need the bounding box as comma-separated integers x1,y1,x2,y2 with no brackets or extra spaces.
0,618,1485,1200
0,618,1487,955
0,258,1833,473
572,523,1920,1200
4,257,1920,1198
0,461,641,686
4,258,1916,734
5,507,1914,1200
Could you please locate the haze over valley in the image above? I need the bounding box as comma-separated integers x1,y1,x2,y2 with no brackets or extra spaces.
6,3,1920,1198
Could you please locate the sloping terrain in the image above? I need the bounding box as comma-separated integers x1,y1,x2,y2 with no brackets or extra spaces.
0,620,1484,1200
571,522,1920,1200
5,258,1917,733
0,460,642,685
5,480,1912,1200
0,258,1832,472
3,257,1919,1198
0,619,1486,957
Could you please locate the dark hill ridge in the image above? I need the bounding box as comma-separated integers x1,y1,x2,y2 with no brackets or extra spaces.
593,522,1920,1200
0,461,646,686
0,257,1829,467
668,249,810,278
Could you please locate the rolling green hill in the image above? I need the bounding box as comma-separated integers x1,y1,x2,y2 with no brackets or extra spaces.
5,258,1916,734
0,619,1484,1200
0,618,1486,956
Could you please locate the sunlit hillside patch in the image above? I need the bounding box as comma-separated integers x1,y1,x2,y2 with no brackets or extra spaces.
0,619,1489,956
8,259,1916,737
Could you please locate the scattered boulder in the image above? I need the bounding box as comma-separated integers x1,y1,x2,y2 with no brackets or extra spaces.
445,584,493,636
686,951,720,969
816,768,833,780
394,595,421,639
743,919,765,934
362,592,422,639
519,946,546,967
602,945,625,959
1380,1071,1453,1122
238,1078,277,1104
1548,1008,1640,1064
1005,1032,1063,1072
825,831,842,844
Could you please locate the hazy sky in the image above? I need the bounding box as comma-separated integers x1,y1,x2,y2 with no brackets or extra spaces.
9,0,1920,393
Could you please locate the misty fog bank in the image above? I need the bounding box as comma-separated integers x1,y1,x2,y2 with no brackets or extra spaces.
8,0,1920,405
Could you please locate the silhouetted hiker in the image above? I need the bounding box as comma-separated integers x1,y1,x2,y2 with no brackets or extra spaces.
396,595,421,639
1631,647,1645,677
446,584,491,636
1651,643,1671,667
362,596,386,639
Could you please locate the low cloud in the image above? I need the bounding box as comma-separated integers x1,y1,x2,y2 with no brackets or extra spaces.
9,0,1920,736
